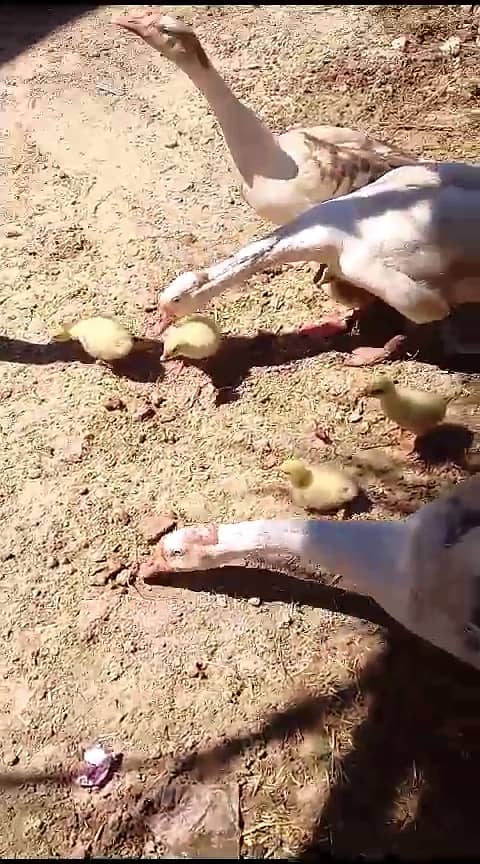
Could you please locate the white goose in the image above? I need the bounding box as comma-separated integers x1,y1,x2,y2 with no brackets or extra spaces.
139,475,480,671
114,10,417,226
156,161,480,365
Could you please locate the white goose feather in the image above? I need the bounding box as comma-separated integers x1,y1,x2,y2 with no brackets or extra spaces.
156,161,480,335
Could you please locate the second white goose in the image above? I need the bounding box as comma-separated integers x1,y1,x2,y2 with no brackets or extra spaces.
155,161,480,365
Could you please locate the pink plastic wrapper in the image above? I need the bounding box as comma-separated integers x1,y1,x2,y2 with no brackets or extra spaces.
75,744,117,790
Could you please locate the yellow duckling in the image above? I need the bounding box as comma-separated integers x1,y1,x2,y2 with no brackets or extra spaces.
280,458,359,513
52,315,143,363
161,314,222,361
362,375,450,441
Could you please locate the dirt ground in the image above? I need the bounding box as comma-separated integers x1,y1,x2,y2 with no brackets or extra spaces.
1,4,480,858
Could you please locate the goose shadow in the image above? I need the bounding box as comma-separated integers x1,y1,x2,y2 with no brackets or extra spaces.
0,4,99,67
141,562,392,628
175,302,406,405
297,627,480,860
172,302,480,406
0,335,166,384
139,561,480,859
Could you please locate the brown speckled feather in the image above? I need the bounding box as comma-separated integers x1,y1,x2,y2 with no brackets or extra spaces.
301,132,418,196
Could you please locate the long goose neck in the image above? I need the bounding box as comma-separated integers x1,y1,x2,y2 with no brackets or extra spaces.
291,519,412,604
181,55,297,186
215,518,412,608
188,206,341,307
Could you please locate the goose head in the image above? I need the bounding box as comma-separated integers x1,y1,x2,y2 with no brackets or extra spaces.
114,12,209,70
156,270,211,333
139,524,224,576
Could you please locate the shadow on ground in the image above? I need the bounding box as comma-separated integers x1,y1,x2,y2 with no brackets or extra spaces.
3,571,480,858
297,629,480,860
0,5,100,67
0,335,165,383
176,301,480,406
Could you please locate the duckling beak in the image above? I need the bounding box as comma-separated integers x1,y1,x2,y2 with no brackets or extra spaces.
152,313,173,337
161,345,179,362
148,312,175,336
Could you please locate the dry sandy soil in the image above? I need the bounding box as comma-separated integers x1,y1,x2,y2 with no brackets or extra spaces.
1,4,480,858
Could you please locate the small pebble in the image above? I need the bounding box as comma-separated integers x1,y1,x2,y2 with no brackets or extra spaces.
254,438,272,454
440,35,461,56
391,35,409,51
112,507,130,526
106,555,126,578
141,513,177,544
46,555,59,569
261,454,277,470
115,569,132,587
232,431,246,445
150,391,165,408
124,639,138,653
89,570,109,587
248,596,262,607
314,424,333,445
4,751,19,767
160,429,178,444
348,402,364,423
5,225,22,238
58,437,85,464
187,661,207,679
133,404,156,422
216,594,228,607
104,396,126,412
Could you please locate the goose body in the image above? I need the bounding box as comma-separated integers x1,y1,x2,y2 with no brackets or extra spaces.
114,11,417,225
139,476,480,671
156,161,480,359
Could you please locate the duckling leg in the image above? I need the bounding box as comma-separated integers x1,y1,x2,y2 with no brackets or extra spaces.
312,264,329,286
393,429,418,457
95,358,115,374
